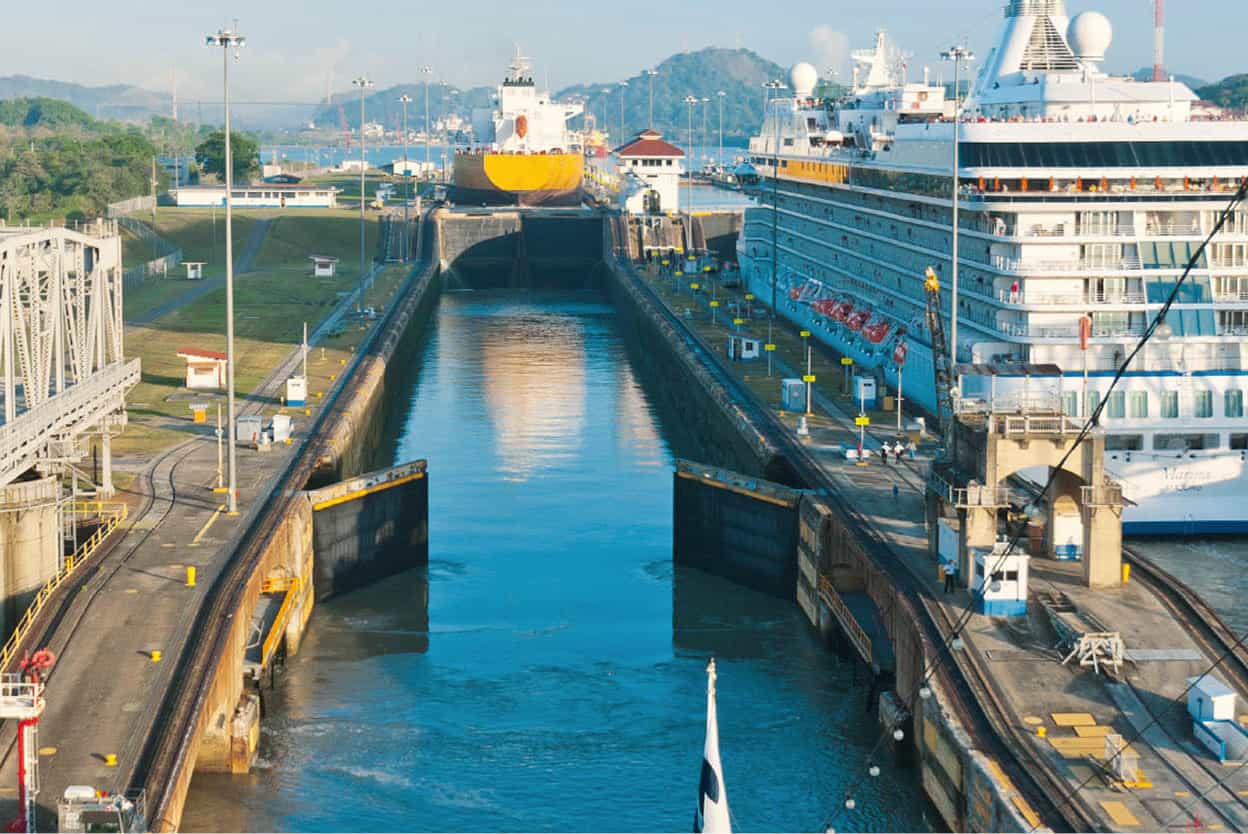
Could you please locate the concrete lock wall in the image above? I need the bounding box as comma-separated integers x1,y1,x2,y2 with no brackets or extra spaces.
672,461,801,599
305,460,429,601
438,210,607,290
192,498,315,779
0,476,62,638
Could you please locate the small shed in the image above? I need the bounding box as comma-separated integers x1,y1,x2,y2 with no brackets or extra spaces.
972,543,1030,617
1188,675,1238,722
184,262,206,280
177,347,227,390
309,256,339,278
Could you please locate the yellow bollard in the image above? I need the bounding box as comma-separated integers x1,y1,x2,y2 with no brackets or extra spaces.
1122,563,1131,583
1036,726,1047,738
186,566,196,587
150,650,162,663
104,754,117,767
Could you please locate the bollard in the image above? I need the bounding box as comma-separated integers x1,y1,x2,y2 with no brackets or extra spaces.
1036,726,1047,738
104,754,118,767
150,650,162,663
186,566,196,587
1122,563,1131,583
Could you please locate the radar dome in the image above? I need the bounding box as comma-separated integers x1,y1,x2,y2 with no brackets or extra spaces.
1067,11,1113,62
790,62,818,98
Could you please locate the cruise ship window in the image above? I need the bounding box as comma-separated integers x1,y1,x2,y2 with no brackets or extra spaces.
1106,392,1126,420
1087,390,1102,416
1062,392,1079,417
1195,391,1214,419
1232,434,1248,450
1128,391,1149,419
1227,390,1245,418
1161,391,1180,419
1106,434,1144,451
1155,433,1219,452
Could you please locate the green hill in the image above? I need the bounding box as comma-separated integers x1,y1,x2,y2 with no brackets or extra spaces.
557,47,788,147
0,97,98,131
1197,74,1248,110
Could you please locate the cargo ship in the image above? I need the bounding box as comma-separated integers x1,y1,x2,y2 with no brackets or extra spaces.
738,5,1248,534
452,50,585,207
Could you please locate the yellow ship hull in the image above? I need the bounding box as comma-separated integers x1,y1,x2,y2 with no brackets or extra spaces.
451,152,584,207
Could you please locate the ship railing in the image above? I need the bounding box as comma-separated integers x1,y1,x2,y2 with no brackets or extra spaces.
1075,225,1137,237
998,291,1148,306
991,255,1143,274
1213,290,1248,303
1145,221,1203,237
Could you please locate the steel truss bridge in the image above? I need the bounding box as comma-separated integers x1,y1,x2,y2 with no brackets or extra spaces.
0,221,139,490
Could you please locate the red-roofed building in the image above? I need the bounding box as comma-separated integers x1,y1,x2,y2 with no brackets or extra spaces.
616,129,685,214
177,347,228,390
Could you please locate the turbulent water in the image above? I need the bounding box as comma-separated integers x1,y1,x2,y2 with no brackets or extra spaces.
180,291,930,832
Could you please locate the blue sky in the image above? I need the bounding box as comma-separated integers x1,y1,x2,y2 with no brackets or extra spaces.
9,1,1244,101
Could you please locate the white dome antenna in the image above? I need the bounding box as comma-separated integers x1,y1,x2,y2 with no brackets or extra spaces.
790,62,818,98
1067,12,1113,64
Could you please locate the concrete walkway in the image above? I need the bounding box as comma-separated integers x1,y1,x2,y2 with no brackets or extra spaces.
126,219,273,326
0,249,402,829
648,266,1248,832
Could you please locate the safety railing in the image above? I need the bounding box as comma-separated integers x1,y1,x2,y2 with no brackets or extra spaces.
1081,482,1126,509
259,575,302,669
0,502,127,670
817,575,873,666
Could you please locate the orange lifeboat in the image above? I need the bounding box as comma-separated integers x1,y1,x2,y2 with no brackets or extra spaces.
516,114,529,139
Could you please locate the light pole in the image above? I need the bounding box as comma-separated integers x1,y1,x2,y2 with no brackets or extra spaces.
398,93,412,261
764,79,786,376
717,91,726,167
205,25,245,516
683,95,697,218
700,96,709,169
941,45,974,389
419,65,433,169
353,76,374,292
645,68,658,127
618,80,629,146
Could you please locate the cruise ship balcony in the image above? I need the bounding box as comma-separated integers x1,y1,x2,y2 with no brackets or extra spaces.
997,290,1149,306
991,254,1144,273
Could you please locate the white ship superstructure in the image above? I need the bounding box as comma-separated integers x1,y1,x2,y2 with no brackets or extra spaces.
737,2,1248,534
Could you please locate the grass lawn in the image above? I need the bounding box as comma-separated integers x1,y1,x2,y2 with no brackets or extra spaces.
114,208,414,468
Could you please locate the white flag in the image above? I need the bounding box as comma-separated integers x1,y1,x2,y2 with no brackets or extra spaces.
695,658,732,833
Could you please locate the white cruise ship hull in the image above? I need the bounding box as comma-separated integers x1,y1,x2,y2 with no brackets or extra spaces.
739,250,1248,536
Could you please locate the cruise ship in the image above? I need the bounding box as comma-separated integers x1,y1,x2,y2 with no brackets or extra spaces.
736,1,1248,534
452,50,585,207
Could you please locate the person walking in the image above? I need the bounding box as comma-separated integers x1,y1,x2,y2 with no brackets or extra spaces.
892,483,900,503
907,439,918,460
943,559,958,594
880,441,891,465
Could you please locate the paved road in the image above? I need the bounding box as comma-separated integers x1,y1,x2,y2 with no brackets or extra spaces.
126,218,273,326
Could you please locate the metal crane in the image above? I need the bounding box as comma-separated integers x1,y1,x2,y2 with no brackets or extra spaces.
924,266,955,439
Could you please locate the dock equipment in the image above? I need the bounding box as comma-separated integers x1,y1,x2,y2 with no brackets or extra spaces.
922,266,954,438
2,650,53,833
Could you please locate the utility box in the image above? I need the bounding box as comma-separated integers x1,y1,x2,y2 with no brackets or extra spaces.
972,543,1029,617
189,402,209,424
286,375,308,407
781,378,807,412
726,335,760,362
271,413,293,444
853,375,877,410
237,415,264,449
1188,675,1238,722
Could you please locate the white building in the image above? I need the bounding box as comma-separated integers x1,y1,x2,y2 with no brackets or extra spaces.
171,184,338,209
616,129,685,214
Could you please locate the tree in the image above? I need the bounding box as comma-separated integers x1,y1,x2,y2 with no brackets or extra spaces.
195,130,260,182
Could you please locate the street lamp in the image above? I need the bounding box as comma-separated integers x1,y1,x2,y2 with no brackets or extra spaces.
683,95,698,217
353,76,374,292
764,79,786,375
645,68,659,127
700,96,709,168
419,65,433,168
618,80,629,147
398,93,412,261
204,25,245,516
716,91,726,167
941,45,974,388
